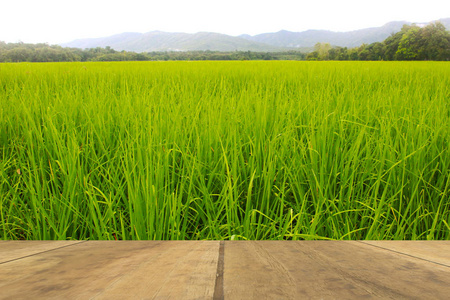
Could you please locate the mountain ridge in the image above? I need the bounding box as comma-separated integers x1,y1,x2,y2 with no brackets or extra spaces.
61,18,450,52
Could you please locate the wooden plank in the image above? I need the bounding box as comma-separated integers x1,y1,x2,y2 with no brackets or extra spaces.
0,241,219,300
360,240,450,266
0,241,82,264
224,241,450,299
2,241,449,299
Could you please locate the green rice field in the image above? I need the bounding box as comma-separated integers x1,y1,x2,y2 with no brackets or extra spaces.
1,61,449,240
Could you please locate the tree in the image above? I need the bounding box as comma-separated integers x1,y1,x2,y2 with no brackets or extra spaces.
420,22,450,60
328,47,339,60
357,44,371,60
314,43,331,60
365,42,384,60
383,25,414,60
348,48,359,60
6,48,33,62
306,51,319,61
396,26,422,60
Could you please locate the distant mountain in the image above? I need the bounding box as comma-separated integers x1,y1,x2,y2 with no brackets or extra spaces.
61,18,450,52
62,31,283,52
438,18,450,29
243,18,450,48
240,21,409,48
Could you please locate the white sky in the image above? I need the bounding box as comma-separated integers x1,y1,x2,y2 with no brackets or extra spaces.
1,0,448,44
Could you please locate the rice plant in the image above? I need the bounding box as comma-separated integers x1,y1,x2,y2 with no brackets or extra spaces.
1,61,449,240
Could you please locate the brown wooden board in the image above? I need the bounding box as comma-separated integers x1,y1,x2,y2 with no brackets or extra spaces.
0,241,219,299
224,241,450,299
0,241,83,264
360,240,450,266
1,241,449,299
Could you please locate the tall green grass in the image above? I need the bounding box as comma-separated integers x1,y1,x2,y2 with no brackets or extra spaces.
1,61,449,240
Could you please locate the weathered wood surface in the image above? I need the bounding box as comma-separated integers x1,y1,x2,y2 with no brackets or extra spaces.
0,241,82,264
224,241,450,299
0,241,449,299
0,241,219,299
360,240,450,266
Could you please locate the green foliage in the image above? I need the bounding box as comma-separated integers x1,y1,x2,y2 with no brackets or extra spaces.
1,61,449,240
420,22,450,60
396,26,422,60
0,42,306,62
307,22,450,61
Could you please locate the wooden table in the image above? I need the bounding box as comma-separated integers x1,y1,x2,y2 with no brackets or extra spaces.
0,241,449,299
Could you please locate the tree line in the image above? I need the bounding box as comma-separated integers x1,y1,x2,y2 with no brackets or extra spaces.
307,22,450,61
0,42,306,62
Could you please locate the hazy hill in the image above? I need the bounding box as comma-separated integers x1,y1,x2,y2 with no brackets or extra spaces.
61,18,450,52
62,31,283,52
438,18,450,29
240,21,409,48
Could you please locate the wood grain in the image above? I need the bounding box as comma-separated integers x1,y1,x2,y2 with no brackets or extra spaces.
0,241,219,300
0,241,82,264
360,240,450,266
224,241,450,299
1,241,449,299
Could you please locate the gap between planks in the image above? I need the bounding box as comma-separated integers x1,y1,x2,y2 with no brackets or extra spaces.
0,241,88,265
356,241,450,268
